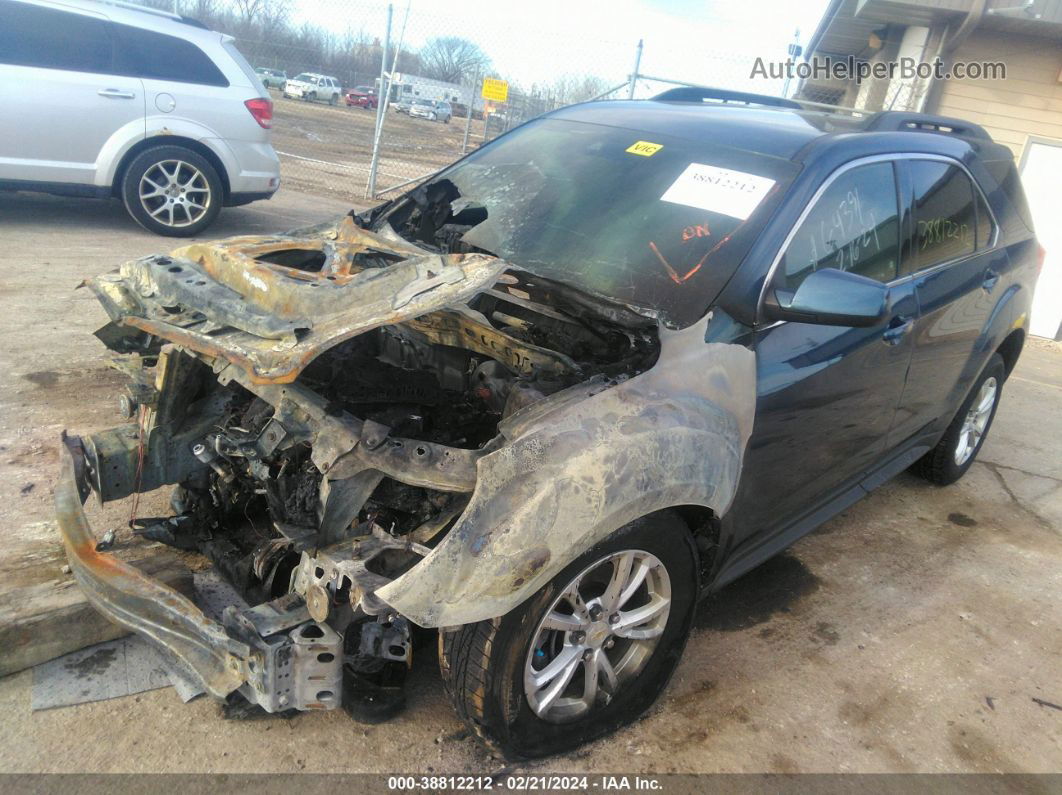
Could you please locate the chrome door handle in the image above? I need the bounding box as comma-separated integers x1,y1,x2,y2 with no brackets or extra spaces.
882,316,914,345
98,88,135,99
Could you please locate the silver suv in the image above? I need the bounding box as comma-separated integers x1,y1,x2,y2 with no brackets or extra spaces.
409,98,452,123
283,72,342,105
0,0,281,236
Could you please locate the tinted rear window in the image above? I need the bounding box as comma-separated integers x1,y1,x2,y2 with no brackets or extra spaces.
113,23,228,86
0,0,112,73
909,161,977,270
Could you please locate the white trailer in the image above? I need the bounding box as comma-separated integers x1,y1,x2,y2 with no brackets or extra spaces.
379,72,487,115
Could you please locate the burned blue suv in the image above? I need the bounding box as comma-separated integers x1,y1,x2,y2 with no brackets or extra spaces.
57,87,1040,759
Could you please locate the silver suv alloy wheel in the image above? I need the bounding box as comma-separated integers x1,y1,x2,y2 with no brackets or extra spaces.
139,160,212,229
954,376,998,466
524,549,672,724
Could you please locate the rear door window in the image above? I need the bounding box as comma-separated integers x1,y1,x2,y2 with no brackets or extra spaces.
112,23,228,87
908,161,977,271
0,0,113,73
776,161,901,292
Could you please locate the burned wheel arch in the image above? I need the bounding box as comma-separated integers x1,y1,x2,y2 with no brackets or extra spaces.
376,317,755,627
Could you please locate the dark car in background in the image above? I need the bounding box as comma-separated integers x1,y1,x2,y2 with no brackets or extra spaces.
56,87,1039,760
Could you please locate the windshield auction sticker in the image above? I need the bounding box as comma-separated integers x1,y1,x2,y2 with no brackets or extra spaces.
626,140,663,156
661,163,775,220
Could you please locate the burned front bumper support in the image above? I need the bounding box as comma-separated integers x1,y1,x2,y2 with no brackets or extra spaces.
55,434,342,710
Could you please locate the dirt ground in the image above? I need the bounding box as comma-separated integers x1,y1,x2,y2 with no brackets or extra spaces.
0,188,1059,775
269,90,488,200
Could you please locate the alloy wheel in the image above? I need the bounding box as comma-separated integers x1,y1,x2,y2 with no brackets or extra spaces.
524,549,671,724
954,376,998,466
138,160,212,229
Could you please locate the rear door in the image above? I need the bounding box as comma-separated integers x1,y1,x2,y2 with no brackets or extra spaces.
0,0,144,185
733,158,918,538
887,157,1006,446
111,22,240,141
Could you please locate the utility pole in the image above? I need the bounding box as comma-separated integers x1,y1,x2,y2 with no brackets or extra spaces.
782,28,802,99
366,4,393,199
627,39,643,100
462,69,478,155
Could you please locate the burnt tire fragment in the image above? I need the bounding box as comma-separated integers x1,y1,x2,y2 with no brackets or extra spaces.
438,511,698,760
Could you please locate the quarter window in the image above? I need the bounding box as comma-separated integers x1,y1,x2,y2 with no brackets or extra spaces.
776,161,901,292
909,161,977,270
112,23,228,87
0,1,113,74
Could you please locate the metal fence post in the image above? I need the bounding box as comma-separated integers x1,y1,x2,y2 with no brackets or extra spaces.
365,3,393,199
462,69,478,155
627,39,643,100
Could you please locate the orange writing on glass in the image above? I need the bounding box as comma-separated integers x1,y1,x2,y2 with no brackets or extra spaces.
681,222,711,242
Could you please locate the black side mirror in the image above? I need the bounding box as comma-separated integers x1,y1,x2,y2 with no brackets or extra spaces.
763,267,890,327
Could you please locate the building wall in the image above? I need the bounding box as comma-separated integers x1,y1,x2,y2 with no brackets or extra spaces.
932,29,1062,159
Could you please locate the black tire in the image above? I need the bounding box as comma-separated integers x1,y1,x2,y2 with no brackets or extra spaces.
120,145,222,237
439,512,698,759
444,116,450,124
329,93,338,106
307,92,316,102
911,353,1005,485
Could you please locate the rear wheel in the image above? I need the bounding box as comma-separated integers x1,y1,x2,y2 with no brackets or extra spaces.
120,145,222,237
439,512,697,759
911,354,1005,485
329,93,338,105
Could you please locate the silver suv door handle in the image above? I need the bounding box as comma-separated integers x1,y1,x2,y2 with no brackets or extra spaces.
98,88,136,99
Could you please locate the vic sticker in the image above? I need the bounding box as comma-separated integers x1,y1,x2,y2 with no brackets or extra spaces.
626,141,663,156
661,163,775,220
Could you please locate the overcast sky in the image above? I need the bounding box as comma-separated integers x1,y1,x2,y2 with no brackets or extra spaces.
296,0,832,95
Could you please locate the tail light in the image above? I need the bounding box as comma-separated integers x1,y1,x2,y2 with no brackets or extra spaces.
244,97,273,129
1037,244,1047,277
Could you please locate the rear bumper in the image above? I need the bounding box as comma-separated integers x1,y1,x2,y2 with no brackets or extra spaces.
54,434,248,697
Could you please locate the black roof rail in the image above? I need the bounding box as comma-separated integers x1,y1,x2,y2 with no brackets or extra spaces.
865,111,992,141
652,86,803,110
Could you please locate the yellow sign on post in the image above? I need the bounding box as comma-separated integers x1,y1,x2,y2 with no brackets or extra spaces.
481,77,509,102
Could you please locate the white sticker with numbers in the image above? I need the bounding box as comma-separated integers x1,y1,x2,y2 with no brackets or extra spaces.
660,163,775,220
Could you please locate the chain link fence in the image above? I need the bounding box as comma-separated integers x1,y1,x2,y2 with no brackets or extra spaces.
134,1,817,205
133,0,796,205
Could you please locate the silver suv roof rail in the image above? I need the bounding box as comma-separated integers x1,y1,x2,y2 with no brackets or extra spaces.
91,0,181,19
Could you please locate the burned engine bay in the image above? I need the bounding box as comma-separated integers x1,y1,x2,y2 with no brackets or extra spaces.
73,207,661,716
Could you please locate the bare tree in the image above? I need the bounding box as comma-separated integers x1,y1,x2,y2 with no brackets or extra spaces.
419,36,491,84
232,0,291,33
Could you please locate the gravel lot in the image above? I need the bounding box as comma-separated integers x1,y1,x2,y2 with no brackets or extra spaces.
0,188,1059,775
270,91,488,199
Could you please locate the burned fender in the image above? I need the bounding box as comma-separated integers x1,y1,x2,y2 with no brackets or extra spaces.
376,315,756,627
